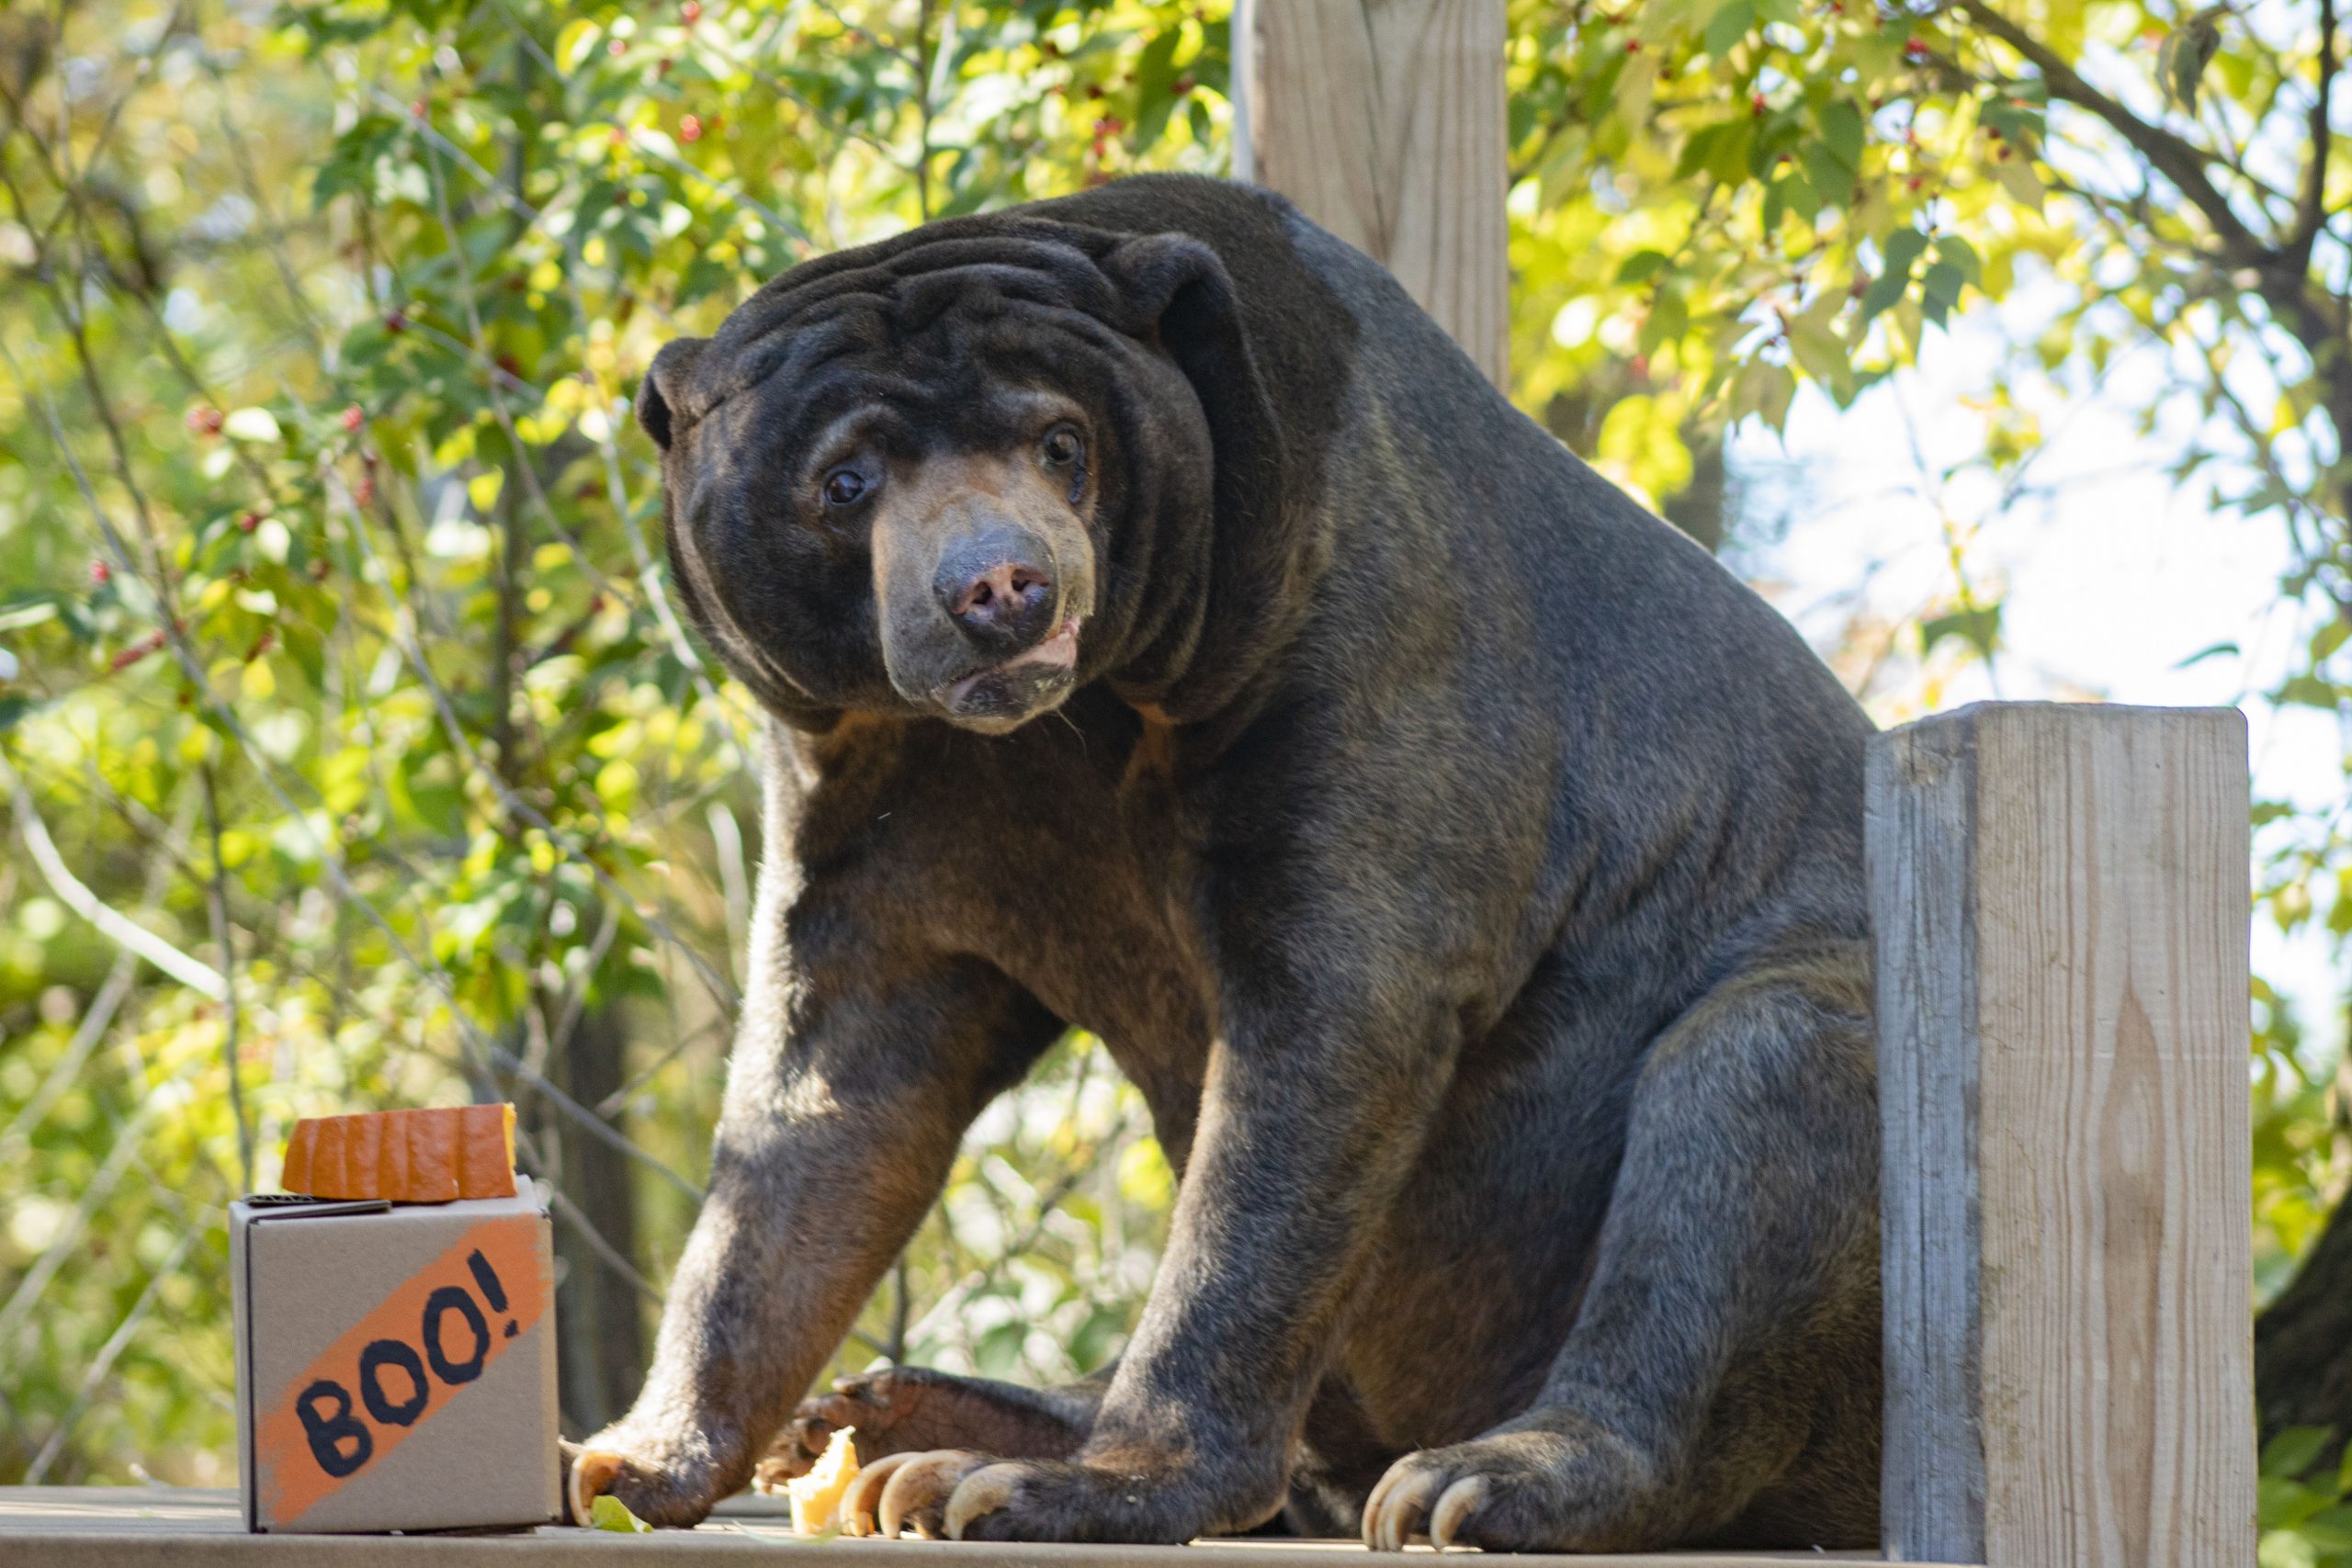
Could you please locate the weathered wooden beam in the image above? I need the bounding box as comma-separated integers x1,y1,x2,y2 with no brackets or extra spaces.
1868,703,2255,1568
1231,0,1510,386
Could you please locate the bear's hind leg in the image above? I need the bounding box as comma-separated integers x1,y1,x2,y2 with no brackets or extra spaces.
1363,943,1882,1552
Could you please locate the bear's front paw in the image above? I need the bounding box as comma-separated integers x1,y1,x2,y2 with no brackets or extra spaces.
832,1448,1247,1544
1361,1417,1659,1552
561,1428,736,1529
838,1448,997,1538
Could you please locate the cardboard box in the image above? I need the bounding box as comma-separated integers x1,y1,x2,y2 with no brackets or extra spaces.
231,1177,559,1533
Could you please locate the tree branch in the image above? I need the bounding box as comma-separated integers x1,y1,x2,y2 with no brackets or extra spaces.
1,758,228,1000
1954,0,2268,265
2288,0,2338,272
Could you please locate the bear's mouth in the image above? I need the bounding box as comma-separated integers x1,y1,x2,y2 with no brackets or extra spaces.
935,615,1082,729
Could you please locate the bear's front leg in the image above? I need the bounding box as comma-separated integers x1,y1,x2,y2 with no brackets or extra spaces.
564,884,1063,1527
863,859,1467,1543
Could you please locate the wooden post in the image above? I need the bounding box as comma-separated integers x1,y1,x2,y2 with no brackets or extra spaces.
1231,0,1510,386
1868,703,2255,1568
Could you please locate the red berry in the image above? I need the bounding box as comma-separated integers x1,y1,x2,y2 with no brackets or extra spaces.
1752,93,1767,116
108,629,165,672
90,559,112,585
1626,38,1642,51
680,113,703,141
410,99,427,119
237,512,262,534
1905,39,1928,60
385,310,407,333
341,404,365,433
187,405,224,436
681,0,701,20
1907,175,1924,190
607,36,627,56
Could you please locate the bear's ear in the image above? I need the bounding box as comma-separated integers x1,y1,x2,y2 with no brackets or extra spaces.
636,336,710,451
1102,233,1286,523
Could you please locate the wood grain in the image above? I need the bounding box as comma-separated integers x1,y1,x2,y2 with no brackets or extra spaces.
0,1487,1960,1565
1868,704,2254,1568
1232,0,1509,386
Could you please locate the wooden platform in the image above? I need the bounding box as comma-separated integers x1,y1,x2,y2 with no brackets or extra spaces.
0,1488,1913,1567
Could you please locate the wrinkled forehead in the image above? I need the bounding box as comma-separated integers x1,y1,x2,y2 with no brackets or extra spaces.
677,234,1137,417
695,301,1128,477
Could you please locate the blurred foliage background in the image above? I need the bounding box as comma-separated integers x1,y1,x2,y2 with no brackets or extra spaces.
0,0,2347,1556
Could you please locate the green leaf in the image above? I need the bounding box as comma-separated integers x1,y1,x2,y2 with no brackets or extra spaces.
1131,28,1186,147
1921,604,2002,660
590,1495,650,1533
1617,250,1671,286
2177,640,2241,668
2267,1427,2339,1482
1883,229,1930,275
223,406,283,443
2278,675,2341,710
1673,124,1723,183
0,597,60,634
1933,235,1982,287
1706,121,1756,185
2264,1474,2329,1531
2301,1505,2352,1551
1801,142,1851,207
2260,1527,2320,1568
1920,260,1966,326
1820,99,1865,173
1786,320,1848,388
1858,268,1909,325
2158,9,2225,114
1704,0,1755,60
1992,153,2046,211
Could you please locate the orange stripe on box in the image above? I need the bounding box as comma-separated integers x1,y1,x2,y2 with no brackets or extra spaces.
253,1213,547,1528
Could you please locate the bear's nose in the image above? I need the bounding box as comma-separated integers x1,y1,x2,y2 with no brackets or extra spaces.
936,531,1056,649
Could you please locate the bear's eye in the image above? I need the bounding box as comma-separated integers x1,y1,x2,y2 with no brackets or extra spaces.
1040,426,1084,468
821,468,868,507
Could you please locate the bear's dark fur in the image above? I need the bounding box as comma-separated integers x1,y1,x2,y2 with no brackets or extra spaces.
569,175,1882,1551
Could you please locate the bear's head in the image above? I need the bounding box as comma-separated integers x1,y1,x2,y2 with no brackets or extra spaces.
636,216,1291,735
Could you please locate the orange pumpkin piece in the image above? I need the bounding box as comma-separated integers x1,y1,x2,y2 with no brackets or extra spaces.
280,1105,517,1201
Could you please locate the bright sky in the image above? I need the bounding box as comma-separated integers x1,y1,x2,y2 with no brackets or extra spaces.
1729,300,2343,1056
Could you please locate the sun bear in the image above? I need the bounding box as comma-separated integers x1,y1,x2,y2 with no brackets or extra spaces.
566,175,1880,1552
